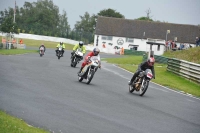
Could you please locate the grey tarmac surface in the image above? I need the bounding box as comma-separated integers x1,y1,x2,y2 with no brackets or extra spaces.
0,49,200,133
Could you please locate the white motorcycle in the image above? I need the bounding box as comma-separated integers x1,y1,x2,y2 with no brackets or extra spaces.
39,47,44,57
78,56,100,84
71,49,84,67
129,69,153,96
56,46,63,59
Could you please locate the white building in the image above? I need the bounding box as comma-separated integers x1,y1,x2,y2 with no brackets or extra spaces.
93,16,199,55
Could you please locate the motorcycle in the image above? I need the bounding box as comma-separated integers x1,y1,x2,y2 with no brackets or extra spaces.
129,69,153,96
78,56,100,84
71,49,84,67
39,47,44,57
56,46,63,59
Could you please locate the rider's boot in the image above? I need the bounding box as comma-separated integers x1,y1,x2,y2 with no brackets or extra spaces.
78,67,83,74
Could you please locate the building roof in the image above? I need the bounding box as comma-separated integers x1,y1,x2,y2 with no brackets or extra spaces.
95,16,200,43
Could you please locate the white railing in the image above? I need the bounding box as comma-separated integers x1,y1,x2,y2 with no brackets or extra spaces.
167,58,200,84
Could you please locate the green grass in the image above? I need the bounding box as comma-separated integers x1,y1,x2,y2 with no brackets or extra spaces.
103,55,200,97
0,49,38,55
0,110,49,133
163,47,200,64
0,36,76,55
20,38,75,49
0,35,75,49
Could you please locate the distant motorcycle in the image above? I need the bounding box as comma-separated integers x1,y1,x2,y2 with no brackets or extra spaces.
78,56,100,84
39,47,44,57
129,69,153,96
56,46,63,59
71,49,84,67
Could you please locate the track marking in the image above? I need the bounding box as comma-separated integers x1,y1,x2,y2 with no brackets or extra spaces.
112,64,200,100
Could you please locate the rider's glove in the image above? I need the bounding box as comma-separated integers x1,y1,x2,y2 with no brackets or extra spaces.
87,56,91,60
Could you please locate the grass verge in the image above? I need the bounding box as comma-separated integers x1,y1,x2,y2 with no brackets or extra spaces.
0,49,38,55
103,55,200,97
0,110,49,133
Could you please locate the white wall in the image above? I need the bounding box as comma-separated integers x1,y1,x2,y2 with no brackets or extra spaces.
94,35,165,55
1,33,79,45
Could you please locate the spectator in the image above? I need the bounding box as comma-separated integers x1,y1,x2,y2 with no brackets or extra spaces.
165,41,168,51
166,40,171,51
195,37,199,47
19,39,23,44
178,43,184,50
198,37,200,47
171,41,174,49
12,38,16,44
174,42,177,48
2,37,6,44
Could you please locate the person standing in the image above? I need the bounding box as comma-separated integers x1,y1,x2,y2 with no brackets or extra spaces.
195,37,199,47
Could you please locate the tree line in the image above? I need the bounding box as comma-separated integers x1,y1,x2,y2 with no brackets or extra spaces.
0,0,153,44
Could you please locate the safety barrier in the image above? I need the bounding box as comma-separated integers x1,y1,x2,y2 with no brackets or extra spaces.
167,58,200,84
124,50,146,56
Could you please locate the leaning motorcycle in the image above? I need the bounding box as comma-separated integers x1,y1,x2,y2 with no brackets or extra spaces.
71,49,84,67
56,46,63,59
129,69,153,96
78,56,100,84
39,47,44,57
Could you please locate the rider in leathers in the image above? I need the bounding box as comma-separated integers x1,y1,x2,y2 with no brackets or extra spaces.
128,56,155,85
78,47,101,74
71,41,86,59
56,42,65,57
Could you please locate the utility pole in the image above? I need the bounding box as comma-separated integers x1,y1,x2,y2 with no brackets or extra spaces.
13,0,16,23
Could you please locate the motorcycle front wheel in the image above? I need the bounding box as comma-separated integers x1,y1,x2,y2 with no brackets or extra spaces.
139,80,149,96
86,70,95,84
129,84,135,93
78,76,83,82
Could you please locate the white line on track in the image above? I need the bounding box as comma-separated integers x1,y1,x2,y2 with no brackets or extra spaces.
112,64,200,101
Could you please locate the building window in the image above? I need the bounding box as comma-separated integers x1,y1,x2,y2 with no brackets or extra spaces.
107,36,113,41
126,38,134,43
101,36,113,41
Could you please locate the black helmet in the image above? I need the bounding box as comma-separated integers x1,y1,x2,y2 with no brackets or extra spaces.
79,41,84,47
60,42,63,45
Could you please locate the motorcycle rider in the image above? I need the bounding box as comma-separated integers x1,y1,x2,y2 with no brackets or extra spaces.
128,55,155,85
39,43,46,53
78,47,101,74
56,42,65,57
71,41,86,59
39,43,46,54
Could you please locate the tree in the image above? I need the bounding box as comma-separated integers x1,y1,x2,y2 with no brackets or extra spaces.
58,10,70,37
0,16,18,33
98,8,125,18
74,12,96,43
136,8,153,21
136,17,153,21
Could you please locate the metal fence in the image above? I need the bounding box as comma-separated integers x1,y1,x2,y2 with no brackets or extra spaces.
167,58,200,84
125,50,200,84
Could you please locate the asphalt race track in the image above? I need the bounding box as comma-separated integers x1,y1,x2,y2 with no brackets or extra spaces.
0,49,200,133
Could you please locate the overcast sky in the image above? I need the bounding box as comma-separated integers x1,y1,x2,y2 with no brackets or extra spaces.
0,0,200,29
